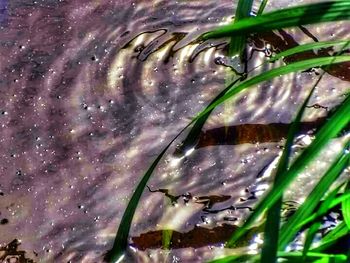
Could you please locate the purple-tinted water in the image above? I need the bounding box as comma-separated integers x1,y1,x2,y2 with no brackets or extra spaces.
0,0,349,262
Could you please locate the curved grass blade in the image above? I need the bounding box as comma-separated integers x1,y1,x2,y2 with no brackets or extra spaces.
278,141,350,249
269,40,350,62
261,67,321,263
110,56,350,262
208,251,347,263
341,182,350,230
295,189,350,230
302,183,345,260
312,222,349,253
226,93,350,248
174,77,242,156
277,251,347,262
303,222,322,262
179,48,350,155
193,56,350,122
201,1,350,41
104,124,191,262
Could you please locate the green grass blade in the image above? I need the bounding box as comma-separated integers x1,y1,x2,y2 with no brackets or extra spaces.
104,125,191,262
303,221,322,261
162,229,173,250
208,254,247,263
341,182,350,230
226,93,350,247
261,198,282,263
269,40,350,62
201,1,350,41
257,0,269,15
312,222,349,252
261,68,320,263
302,184,344,260
193,56,350,122
175,77,242,156
208,251,347,263
277,251,347,262
229,0,253,57
278,141,350,249
317,183,346,215
295,189,350,230
181,54,350,156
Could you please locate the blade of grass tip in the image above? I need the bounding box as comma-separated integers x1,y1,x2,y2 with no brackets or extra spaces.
200,1,350,41
257,0,269,15
104,124,192,262
311,222,349,253
229,0,253,57
261,64,322,263
225,93,350,248
301,184,345,261
278,140,350,250
193,56,350,123
341,181,350,230
269,40,350,62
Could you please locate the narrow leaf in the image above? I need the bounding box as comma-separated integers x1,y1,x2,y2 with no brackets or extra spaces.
278,141,350,249
201,1,350,41
257,0,269,15
312,222,349,253
341,182,350,230
295,189,350,230
302,184,344,260
269,40,350,62
229,0,253,57
261,64,321,263
105,124,191,262
193,56,350,123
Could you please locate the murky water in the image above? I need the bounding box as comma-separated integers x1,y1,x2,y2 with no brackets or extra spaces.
0,0,349,262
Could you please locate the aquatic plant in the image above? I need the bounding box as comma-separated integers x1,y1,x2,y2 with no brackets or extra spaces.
105,1,350,262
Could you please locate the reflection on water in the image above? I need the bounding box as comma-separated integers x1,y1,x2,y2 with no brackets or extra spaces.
0,0,349,262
